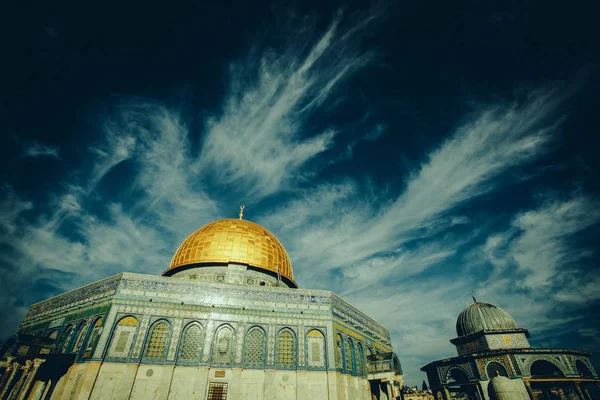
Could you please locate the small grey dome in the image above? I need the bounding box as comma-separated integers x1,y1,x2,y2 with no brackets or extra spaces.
487,375,521,400
456,302,517,337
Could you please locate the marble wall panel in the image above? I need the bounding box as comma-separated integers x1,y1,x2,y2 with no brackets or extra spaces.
89,362,138,400
167,366,209,400
130,365,174,400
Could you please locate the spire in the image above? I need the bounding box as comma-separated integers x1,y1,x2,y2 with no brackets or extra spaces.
239,204,245,220
471,291,477,303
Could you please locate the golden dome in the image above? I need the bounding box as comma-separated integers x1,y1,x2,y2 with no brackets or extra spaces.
163,218,295,285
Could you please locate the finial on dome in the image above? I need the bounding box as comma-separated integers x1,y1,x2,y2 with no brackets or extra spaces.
471,291,477,303
239,204,245,220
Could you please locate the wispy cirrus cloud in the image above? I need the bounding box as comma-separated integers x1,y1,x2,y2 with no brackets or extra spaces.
482,195,600,290
199,10,380,198
263,90,564,278
24,142,61,159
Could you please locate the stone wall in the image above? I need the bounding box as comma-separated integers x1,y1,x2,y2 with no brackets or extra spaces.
51,362,373,400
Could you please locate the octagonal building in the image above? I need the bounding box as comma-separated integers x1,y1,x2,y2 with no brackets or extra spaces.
0,216,403,400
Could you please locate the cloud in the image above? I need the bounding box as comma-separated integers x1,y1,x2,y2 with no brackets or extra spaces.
88,117,138,192
0,187,33,236
364,123,387,141
337,238,460,295
110,102,219,234
24,142,61,159
263,90,564,280
199,10,379,198
482,195,600,290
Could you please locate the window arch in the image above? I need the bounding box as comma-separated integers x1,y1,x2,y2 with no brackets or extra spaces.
447,367,470,383
307,329,326,369
355,342,365,375
575,360,593,377
60,325,75,354
144,320,171,360
344,338,354,374
83,318,103,359
335,334,343,369
179,323,204,363
107,316,139,359
277,329,296,369
212,325,234,365
486,361,509,378
72,321,89,353
393,355,402,375
530,360,564,378
244,326,266,367
48,329,58,340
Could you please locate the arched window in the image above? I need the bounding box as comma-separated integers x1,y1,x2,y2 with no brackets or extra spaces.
144,321,170,360
335,334,343,369
345,338,354,374
179,323,204,363
72,322,89,353
393,355,402,375
107,316,139,359
530,360,564,378
83,318,103,359
307,329,325,368
60,325,75,353
575,360,593,377
447,367,470,383
486,361,509,378
355,342,365,375
212,325,234,365
244,327,266,367
277,329,295,368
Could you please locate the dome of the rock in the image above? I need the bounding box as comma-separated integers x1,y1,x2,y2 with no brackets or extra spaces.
163,218,294,285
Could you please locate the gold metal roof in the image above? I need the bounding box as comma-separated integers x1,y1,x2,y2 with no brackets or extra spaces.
163,218,294,283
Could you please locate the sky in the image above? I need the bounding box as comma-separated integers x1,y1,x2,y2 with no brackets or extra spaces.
1,0,599,387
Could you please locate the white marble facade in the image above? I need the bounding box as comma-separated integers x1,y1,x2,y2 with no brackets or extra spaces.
13,272,401,400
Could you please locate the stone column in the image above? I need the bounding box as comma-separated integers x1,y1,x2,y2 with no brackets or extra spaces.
0,358,15,393
523,379,535,400
16,359,45,400
443,386,451,400
40,380,52,400
380,381,389,400
0,362,20,400
25,381,45,400
388,382,397,400
7,360,31,400
574,382,586,400
475,383,485,400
